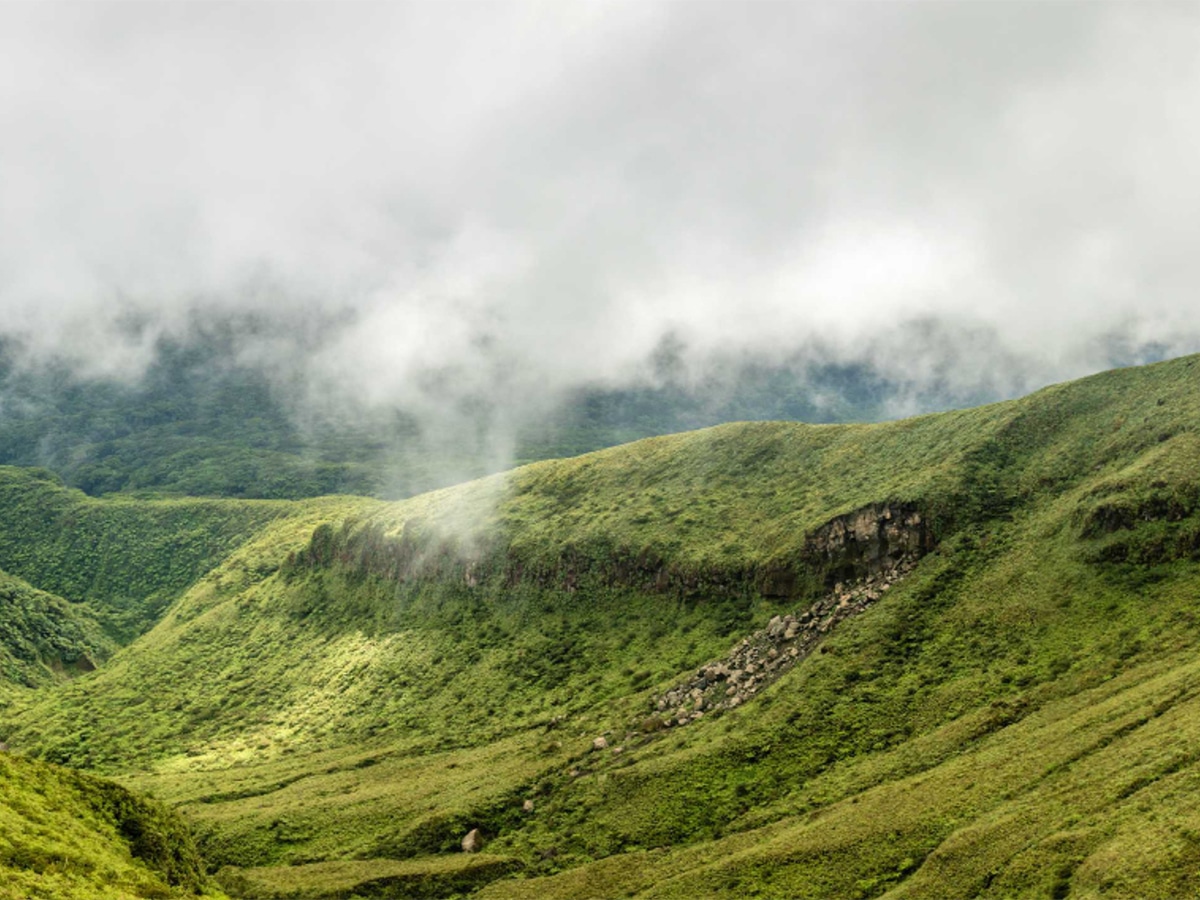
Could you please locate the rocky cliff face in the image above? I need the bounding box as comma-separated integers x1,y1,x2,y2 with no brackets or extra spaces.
289,503,934,606
802,503,931,588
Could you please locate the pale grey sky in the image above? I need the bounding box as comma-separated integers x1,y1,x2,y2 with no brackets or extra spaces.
1,1,1198,419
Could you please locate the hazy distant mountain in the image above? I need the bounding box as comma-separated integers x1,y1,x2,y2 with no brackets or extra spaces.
3,316,1152,501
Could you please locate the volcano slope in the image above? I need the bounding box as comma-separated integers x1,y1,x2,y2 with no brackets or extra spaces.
3,354,1200,898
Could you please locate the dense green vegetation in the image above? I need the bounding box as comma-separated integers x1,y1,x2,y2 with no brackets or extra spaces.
3,353,1200,897
0,752,214,899
0,568,111,688
213,855,522,899
0,468,293,641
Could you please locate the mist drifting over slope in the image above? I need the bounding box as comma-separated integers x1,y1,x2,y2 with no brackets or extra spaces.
2,1,1199,471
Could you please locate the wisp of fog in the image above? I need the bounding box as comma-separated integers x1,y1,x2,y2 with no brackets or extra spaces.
2,1,1199,473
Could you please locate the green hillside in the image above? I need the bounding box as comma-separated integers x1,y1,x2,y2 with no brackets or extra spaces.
0,568,112,688
0,468,297,642
2,354,1200,897
0,752,213,900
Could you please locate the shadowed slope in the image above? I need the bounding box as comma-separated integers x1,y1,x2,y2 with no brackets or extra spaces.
0,468,299,642
0,568,112,689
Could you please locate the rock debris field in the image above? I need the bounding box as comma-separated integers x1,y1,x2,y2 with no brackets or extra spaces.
650,553,920,728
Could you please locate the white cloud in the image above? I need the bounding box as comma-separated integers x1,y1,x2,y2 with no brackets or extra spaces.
0,1,1198,428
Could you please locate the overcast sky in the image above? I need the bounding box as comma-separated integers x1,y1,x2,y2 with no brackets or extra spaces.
2,1,1199,424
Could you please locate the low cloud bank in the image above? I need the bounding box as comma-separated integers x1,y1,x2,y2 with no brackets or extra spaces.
1,2,1197,471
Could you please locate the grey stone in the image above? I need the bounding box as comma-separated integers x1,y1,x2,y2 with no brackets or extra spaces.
462,829,484,853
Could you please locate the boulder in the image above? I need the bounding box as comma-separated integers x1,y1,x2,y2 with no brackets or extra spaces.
592,736,609,751
462,828,484,853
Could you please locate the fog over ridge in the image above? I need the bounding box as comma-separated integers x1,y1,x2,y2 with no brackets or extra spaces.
2,1,1199,453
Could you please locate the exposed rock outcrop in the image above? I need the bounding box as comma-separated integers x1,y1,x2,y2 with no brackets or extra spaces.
650,552,920,728
802,503,930,587
289,503,933,605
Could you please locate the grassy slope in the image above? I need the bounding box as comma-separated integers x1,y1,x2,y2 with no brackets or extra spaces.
0,752,214,900
479,489,1200,899
385,399,1005,569
3,355,1200,897
214,854,522,899
0,468,296,642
